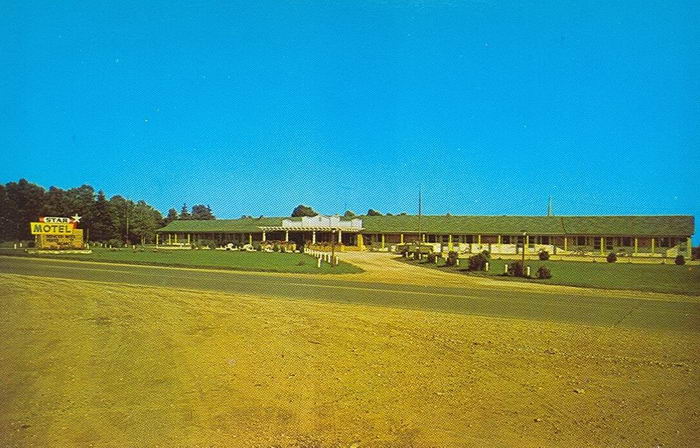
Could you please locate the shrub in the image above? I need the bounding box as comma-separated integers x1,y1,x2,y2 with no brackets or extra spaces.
509,260,525,277
106,239,122,248
675,255,686,266
539,250,550,261
481,250,491,259
445,251,459,267
427,253,438,263
607,252,617,263
468,253,488,271
536,266,552,279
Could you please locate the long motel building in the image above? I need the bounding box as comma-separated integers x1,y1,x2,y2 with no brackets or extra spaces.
156,214,694,259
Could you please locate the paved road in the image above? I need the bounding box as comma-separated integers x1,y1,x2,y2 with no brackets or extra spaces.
1,256,698,332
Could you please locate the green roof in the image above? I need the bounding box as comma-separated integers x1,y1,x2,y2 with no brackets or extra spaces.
157,215,694,237
361,215,694,236
156,217,297,233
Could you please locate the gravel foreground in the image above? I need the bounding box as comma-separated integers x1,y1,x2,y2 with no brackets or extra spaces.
0,273,698,447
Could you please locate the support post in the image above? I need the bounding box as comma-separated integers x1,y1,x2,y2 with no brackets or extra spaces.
338,229,342,243
525,235,529,253
497,235,502,244
688,237,693,258
564,236,568,251
168,234,172,245
312,231,316,244
174,234,178,244
478,234,482,245
285,230,289,241
634,237,638,253
601,237,605,255
187,233,191,245
248,233,252,245
381,234,385,248
262,231,266,242
357,233,364,250
448,234,453,251
400,233,404,244
651,238,655,254
156,234,159,246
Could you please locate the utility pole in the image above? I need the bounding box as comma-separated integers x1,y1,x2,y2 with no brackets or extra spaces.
125,201,130,246
418,184,422,245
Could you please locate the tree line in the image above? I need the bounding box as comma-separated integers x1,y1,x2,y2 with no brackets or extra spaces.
0,179,214,244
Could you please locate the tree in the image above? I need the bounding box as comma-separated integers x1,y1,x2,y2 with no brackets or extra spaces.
109,195,133,244
65,185,96,238
191,204,215,220
343,210,356,218
90,191,115,242
179,203,191,220
5,179,45,240
291,205,318,217
0,184,13,241
42,186,71,217
164,208,179,225
130,201,162,245
367,209,382,216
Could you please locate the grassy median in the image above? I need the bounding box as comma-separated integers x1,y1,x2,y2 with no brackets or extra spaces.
0,248,363,274
403,256,700,295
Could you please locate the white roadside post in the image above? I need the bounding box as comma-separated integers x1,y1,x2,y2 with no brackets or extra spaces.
485,262,489,271
504,264,509,274
526,266,531,277
317,257,321,268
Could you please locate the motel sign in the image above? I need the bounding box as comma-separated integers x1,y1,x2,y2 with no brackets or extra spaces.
30,215,85,249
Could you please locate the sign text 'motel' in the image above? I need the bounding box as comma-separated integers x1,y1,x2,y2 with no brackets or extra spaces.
30,222,73,235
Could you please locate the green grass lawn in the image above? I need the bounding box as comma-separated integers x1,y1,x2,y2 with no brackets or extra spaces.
403,256,700,295
0,248,362,274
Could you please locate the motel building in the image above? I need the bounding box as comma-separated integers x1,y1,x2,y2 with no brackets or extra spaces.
155,214,694,260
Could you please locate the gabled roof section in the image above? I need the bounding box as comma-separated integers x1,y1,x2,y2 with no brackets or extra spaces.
559,215,694,236
156,215,694,237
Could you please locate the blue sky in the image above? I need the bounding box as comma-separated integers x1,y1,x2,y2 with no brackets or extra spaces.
1,1,698,225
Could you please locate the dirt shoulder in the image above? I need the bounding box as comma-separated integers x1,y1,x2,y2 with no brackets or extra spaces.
1,273,698,447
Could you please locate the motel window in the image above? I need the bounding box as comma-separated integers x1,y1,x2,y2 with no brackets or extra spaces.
463,235,474,243
576,236,587,246
593,237,601,250
606,238,613,250
621,237,632,246
540,236,550,245
502,235,511,244
658,237,676,248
